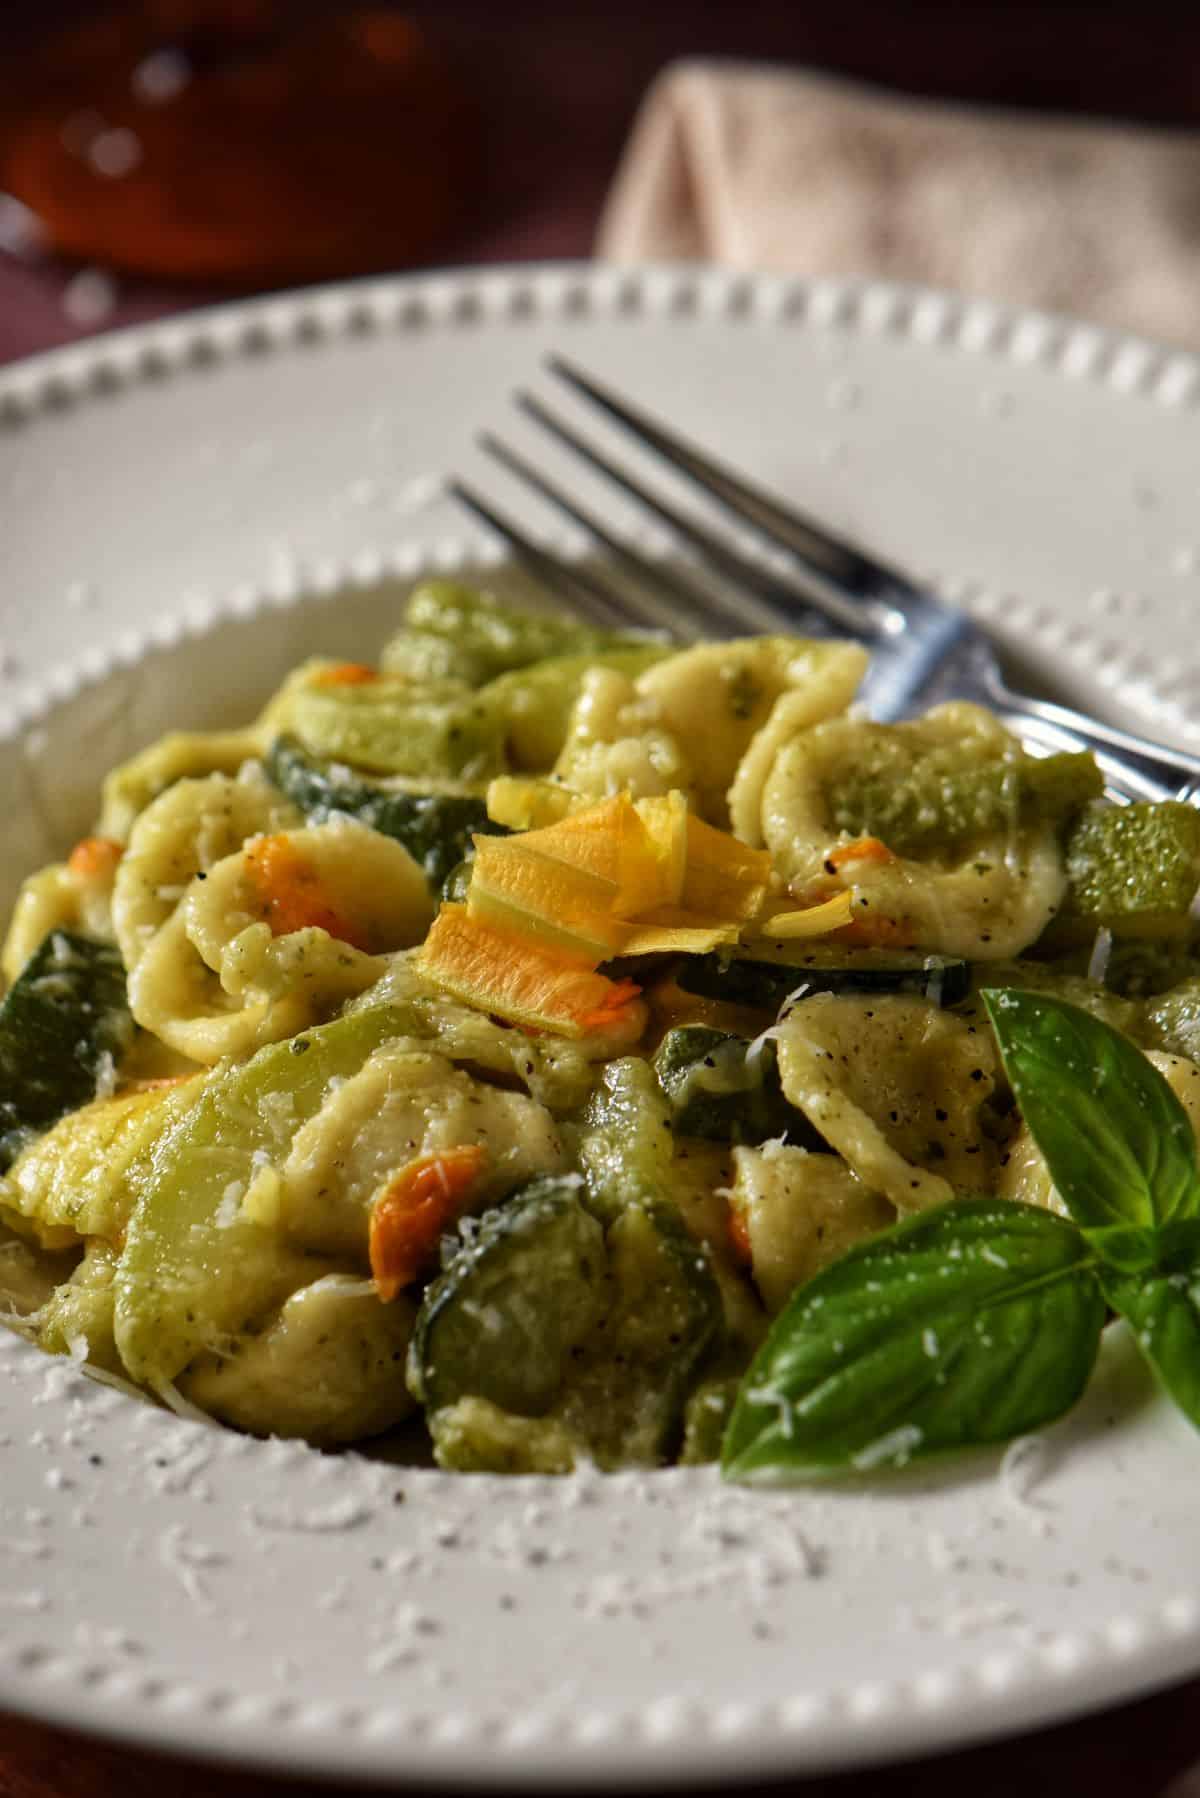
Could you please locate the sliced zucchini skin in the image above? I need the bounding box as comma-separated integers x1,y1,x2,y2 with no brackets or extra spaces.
1144,977,1200,1061
410,1178,724,1470
826,748,1101,857
652,1025,824,1148
408,1177,607,1417
675,952,971,1012
566,1202,722,1469
114,1003,412,1387
679,1374,742,1465
579,1055,681,1222
265,735,507,890
1062,800,1200,940
0,931,133,1171
385,581,648,686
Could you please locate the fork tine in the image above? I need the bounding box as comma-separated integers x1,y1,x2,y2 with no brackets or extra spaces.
478,431,773,639
543,359,1200,805
446,479,643,631
517,391,880,641
547,354,912,613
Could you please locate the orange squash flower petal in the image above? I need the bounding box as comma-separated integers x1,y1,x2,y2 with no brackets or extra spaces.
370,1145,487,1300
243,834,372,950
67,836,124,879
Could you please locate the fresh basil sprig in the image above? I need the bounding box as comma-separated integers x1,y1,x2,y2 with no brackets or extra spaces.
722,1200,1104,1482
987,987,1200,1433
983,988,1200,1235
720,988,1200,1483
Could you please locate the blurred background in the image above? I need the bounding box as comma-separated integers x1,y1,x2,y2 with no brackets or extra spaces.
5,1,1200,364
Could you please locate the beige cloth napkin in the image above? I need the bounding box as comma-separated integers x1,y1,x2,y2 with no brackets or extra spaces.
597,60,1200,349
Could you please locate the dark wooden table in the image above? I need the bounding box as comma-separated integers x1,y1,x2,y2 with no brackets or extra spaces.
3,3,1200,1791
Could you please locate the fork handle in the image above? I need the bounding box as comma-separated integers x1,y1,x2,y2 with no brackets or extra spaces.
995,684,1200,805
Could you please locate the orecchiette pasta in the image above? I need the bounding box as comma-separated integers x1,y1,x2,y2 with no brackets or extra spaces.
639,636,869,828
725,642,869,844
552,666,694,804
758,704,1069,959
1,583,1190,1470
252,1041,566,1254
125,814,433,1063
772,991,1003,1213
1,851,122,984
177,1273,419,1445
112,767,300,971
97,728,271,842
729,1140,894,1313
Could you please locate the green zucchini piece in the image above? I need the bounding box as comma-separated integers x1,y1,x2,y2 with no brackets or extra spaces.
383,581,648,687
1098,939,1200,1000
1144,978,1200,1062
281,675,506,781
3,1078,200,1246
559,1203,722,1469
428,1397,578,1474
0,931,133,1172
1062,800,1200,940
825,745,1101,856
114,1004,410,1387
36,1240,125,1375
266,735,507,889
410,1178,607,1417
379,631,487,686
579,1056,676,1221
652,1025,823,1147
411,1180,723,1471
679,1374,742,1466
481,644,674,770
675,952,971,1013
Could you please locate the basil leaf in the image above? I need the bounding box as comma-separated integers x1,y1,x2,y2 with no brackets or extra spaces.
721,1200,1104,1482
983,988,1200,1231
1079,1225,1160,1275
1103,1266,1200,1431
1157,1217,1200,1270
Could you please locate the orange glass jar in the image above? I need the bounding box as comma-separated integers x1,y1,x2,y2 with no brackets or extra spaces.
0,3,477,283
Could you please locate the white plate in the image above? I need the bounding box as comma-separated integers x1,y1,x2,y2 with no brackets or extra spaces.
3,264,1200,1788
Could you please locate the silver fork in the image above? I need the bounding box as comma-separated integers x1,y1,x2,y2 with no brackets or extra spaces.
450,356,1200,806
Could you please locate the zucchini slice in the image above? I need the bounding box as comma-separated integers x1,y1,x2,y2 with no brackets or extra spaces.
410,1178,723,1470
562,1203,722,1469
114,1003,412,1387
1144,977,1200,1062
383,581,650,687
826,744,1101,858
409,1178,607,1418
652,1024,823,1147
276,677,506,782
680,1374,742,1465
0,931,133,1171
675,951,971,1013
1062,800,1200,940
266,735,507,890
